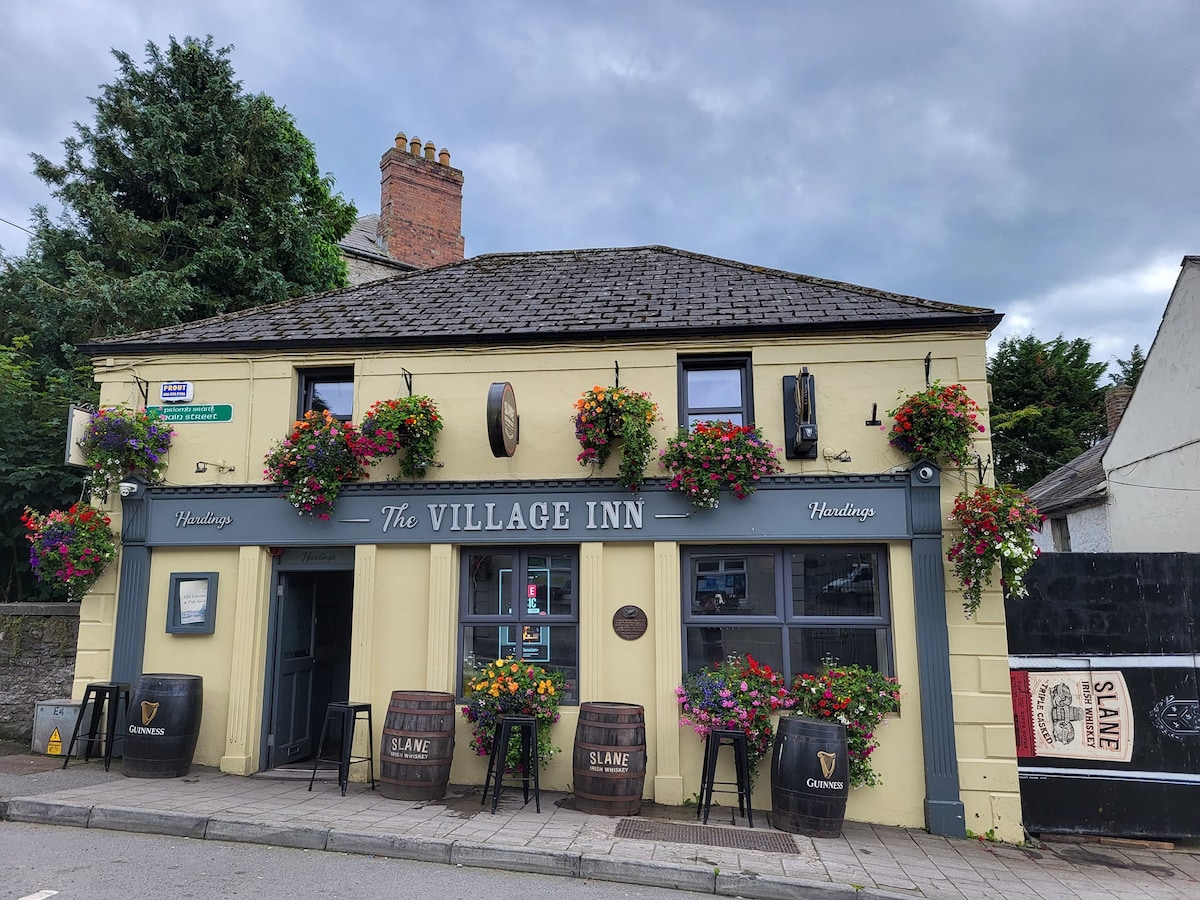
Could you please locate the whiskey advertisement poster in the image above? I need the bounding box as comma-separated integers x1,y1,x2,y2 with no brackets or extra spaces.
1011,670,1133,763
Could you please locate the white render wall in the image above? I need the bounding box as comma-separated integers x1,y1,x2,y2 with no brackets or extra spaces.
1104,257,1200,552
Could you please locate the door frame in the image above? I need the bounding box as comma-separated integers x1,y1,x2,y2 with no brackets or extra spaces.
260,547,355,771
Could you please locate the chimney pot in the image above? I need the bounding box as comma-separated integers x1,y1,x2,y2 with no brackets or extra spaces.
379,131,465,269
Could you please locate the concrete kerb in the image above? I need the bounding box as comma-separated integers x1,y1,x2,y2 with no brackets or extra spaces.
89,805,207,838
204,816,331,851
5,797,92,827
326,828,454,863
450,842,582,878
579,855,718,894
716,871,918,900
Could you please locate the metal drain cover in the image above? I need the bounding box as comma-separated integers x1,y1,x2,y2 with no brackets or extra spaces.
615,818,800,854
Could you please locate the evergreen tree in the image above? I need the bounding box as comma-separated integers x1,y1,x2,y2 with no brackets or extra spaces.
1110,344,1147,388
1,35,356,361
0,35,356,601
988,334,1107,489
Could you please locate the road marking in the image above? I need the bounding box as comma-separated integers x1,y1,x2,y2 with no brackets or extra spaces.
20,891,59,900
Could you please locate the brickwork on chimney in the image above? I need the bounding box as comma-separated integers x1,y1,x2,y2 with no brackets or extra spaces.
378,132,465,268
1105,385,1132,434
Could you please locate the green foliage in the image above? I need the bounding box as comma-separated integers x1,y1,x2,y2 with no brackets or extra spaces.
987,335,1107,489
791,665,902,788
660,421,783,509
947,485,1043,617
573,385,660,491
1,34,356,363
461,656,565,772
22,503,116,600
0,34,356,602
0,338,92,602
357,396,444,480
1110,344,1146,388
79,406,173,495
887,380,985,468
263,410,367,519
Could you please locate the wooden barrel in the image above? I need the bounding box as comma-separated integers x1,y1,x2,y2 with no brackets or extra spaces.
770,716,849,837
572,701,646,816
379,691,456,800
122,674,203,778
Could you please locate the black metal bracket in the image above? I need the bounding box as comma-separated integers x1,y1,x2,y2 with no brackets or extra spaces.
401,369,413,397
133,376,150,408
976,453,991,483
865,402,882,427
614,360,620,390
924,352,932,387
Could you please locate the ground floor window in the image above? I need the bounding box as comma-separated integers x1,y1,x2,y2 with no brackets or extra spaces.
459,547,579,702
682,545,893,679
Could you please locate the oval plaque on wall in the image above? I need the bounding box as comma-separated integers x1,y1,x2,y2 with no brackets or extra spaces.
487,382,519,458
612,605,648,641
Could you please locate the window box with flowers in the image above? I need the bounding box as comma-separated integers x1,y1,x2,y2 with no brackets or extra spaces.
79,406,174,495
461,655,565,772
676,654,794,785
790,664,902,788
22,503,116,600
659,421,783,510
574,385,660,492
887,381,985,469
947,483,1043,617
263,409,367,519
357,395,444,479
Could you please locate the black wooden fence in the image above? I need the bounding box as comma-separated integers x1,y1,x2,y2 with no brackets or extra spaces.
1005,553,1200,839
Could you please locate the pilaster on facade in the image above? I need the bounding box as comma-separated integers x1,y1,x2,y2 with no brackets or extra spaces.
426,544,457,693
652,541,684,805
221,545,272,775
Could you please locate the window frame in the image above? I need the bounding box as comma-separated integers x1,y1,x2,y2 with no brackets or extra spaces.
297,366,355,421
677,355,754,427
680,544,894,680
457,546,580,703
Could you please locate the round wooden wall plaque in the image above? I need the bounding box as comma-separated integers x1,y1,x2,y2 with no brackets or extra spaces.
612,605,648,641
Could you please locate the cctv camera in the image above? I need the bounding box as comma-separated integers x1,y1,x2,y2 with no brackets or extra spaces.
118,482,137,498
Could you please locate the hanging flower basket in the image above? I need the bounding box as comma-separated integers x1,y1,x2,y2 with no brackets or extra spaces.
263,410,367,519
357,396,444,479
887,381,984,468
659,421,783,510
22,503,117,599
676,654,794,786
79,406,173,494
573,385,660,491
461,655,565,772
947,483,1043,617
790,664,902,788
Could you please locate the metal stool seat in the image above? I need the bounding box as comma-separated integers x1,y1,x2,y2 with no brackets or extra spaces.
62,681,130,772
309,701,376,796
481,714,540,813
698,727,754,827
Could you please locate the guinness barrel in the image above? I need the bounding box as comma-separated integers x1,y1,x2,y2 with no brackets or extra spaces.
379,691,456,800
572,702,646,816
770,716,849,837
123,674,203,778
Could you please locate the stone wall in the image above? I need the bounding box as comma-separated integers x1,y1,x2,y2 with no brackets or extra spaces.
0,604,79,743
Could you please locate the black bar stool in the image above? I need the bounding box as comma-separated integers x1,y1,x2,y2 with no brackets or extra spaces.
480,714,540,814
62,681,130,772
697,727,754,827
308,701,376,796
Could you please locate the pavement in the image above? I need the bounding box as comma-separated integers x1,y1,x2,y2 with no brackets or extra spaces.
2,746,1199,900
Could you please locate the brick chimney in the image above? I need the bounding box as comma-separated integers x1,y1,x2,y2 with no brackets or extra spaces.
1105,385,1132,434
378,132,465,268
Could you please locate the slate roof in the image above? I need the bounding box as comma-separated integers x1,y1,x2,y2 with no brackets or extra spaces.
1026,435,1111,516
80,245,1002,355
337,214,412,269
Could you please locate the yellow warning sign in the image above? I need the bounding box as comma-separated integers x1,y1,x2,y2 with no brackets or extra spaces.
47,727,63,755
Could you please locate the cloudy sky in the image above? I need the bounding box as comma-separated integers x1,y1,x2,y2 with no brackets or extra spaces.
2,1,1197,371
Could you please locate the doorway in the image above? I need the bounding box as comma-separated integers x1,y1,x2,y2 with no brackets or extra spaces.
266,569,354,768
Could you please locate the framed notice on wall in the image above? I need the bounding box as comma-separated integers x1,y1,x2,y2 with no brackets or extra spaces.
166,572,219,634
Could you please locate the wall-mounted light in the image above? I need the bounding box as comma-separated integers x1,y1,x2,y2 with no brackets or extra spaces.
195,460,235,474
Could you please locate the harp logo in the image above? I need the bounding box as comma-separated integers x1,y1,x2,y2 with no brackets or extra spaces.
141,701,160,726
128,700,167,736
806,749,845,790
818,750,837,779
